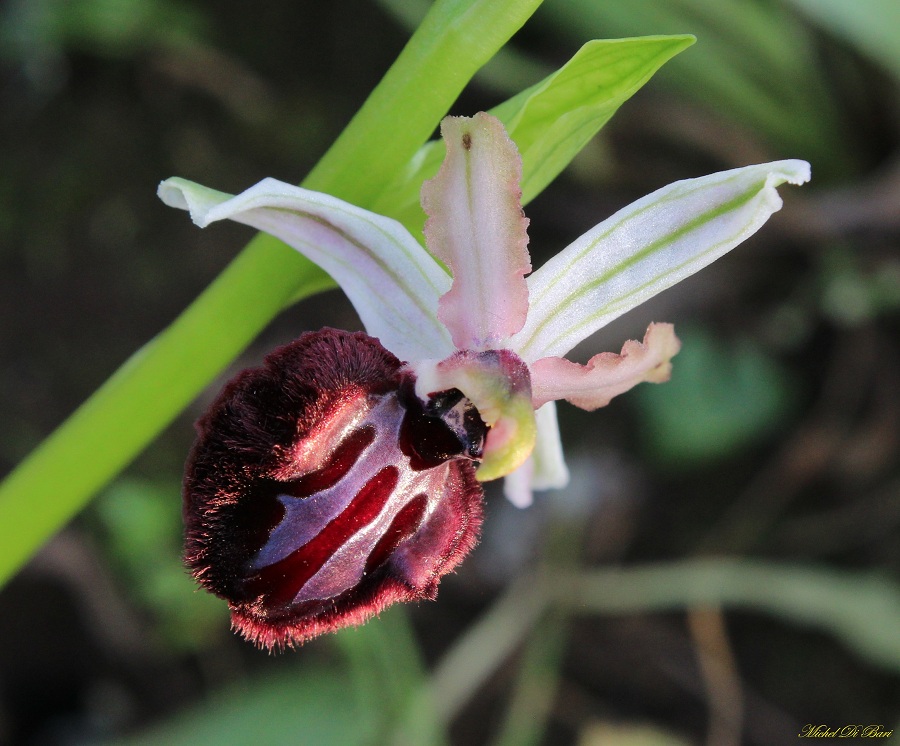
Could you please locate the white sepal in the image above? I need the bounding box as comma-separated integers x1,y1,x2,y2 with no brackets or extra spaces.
513,160,811,360
503,401,570,507
158,177,454,362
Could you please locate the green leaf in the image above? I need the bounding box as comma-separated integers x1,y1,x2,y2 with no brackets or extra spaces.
95,479,227,650
535,0,849,175
497,35,695,205
0,0,545,587
376,0,554,95
373,35,696,238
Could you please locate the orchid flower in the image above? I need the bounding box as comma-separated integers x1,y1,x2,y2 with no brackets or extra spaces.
158,112,809,649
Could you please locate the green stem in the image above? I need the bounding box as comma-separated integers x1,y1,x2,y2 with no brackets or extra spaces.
0,0,544,587
0,236,323,588
552,559,900,672
488,609,568,746
338,608,447,746
395,559,897,738
488,516,579,746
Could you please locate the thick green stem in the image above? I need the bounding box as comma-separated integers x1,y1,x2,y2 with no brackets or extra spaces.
305,0,544,206
392,573,548,739
0,237,326,587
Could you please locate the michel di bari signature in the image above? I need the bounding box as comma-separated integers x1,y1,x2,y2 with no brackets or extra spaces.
799,724,894,738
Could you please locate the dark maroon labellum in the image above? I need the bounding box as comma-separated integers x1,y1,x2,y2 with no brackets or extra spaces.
183,328,487,650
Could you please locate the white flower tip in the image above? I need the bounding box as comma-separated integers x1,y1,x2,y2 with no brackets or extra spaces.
533,461,570,492
157,177,233,228
157,178,188,209
772,159,812,187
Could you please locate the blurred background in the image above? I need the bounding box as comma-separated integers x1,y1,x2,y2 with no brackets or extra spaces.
1,0,898,744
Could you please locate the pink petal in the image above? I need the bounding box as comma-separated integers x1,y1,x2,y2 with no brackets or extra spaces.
530,323,681,410
421,112,531,350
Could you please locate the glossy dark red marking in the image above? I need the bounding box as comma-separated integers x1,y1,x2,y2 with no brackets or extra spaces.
241,466,399,607
399,383,485,469
365,493,428,575
183,328,487,650
279,426,375,499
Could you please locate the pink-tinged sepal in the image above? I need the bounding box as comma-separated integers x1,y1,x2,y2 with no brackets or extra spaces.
421,112,531,350
530,323,681,410
183,329,484,650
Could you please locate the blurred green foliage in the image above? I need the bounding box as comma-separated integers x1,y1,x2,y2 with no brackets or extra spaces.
819,247,900,326
95,479,226,650
635,326,795,466
0,0,205,60
119,665,382,746
533,0,849,174
785,0,900,79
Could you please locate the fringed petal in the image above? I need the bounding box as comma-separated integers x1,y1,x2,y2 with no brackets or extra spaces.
421,113,531,350
530,323,681,410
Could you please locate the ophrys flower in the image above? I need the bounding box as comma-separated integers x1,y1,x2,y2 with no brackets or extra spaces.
159,112,809,648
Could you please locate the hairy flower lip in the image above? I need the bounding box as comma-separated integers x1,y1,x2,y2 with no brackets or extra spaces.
183,328,485,650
